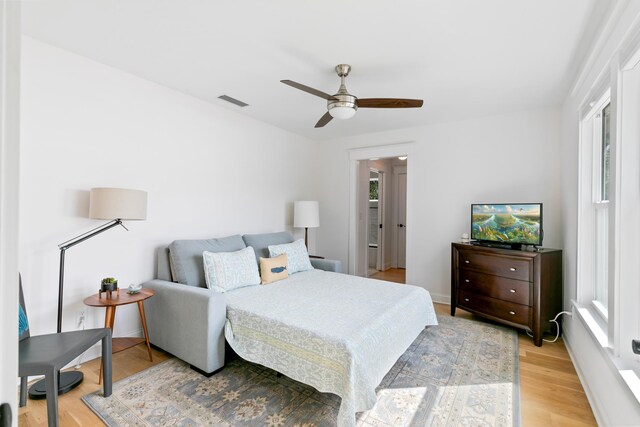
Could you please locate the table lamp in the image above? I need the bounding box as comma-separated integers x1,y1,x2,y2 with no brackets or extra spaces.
293,201,319,249
28,187,147,399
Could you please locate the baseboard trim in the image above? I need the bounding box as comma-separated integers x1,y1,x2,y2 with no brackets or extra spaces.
563,330,607,427
429,293,451,305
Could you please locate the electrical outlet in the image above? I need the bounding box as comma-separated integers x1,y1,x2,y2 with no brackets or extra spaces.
77,309,86,327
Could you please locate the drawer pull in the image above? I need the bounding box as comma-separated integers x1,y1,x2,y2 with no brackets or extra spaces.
509,267,516,271
509,289,516,293
464,298,470,302
509,311,516,315
464,260,470,264
464,279,470,283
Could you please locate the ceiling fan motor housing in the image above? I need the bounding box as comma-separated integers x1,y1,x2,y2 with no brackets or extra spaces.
328,64,357,119
328,93,358,119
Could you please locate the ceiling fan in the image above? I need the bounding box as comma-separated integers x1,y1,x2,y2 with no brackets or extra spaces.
281,64,424,128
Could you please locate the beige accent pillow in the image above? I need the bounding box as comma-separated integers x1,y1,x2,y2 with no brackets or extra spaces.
260,254,289,284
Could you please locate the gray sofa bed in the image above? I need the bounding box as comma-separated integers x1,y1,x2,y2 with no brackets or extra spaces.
142,231,341,375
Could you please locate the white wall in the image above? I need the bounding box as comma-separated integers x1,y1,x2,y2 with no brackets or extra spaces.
0,2,21,425
19,38,318,362
560,1,640,425
315,107,562,303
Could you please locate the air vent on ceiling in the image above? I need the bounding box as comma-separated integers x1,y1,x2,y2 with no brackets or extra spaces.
218,95,249,107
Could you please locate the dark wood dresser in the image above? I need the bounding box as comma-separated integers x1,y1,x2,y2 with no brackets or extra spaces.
451,243,562,346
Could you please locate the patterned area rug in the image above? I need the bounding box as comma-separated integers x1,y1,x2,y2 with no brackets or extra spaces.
83,315,519,426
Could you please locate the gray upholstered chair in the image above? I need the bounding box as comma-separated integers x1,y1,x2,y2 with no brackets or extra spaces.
18,276,113,427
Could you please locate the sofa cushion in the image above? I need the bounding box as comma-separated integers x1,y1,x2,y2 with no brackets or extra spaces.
203,247,261,293
242,231,294,264
169,235,246,287
268,239,314,274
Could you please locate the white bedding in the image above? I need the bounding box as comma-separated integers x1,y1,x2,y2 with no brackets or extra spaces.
224,269,438,427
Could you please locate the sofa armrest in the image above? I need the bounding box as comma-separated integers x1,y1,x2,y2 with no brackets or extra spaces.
143,279,226,374
311,258,342,273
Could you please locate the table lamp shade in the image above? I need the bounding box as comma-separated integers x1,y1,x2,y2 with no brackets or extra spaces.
294,201,319,228
89,188,147,220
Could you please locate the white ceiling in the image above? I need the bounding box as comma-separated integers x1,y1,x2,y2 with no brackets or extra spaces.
22,0,602,140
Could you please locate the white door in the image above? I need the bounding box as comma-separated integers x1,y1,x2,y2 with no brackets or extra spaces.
397,172,407,268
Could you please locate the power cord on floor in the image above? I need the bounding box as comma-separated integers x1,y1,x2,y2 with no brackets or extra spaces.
526,311,572,343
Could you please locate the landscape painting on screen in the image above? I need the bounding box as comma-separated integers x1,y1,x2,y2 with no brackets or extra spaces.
471,204,541,244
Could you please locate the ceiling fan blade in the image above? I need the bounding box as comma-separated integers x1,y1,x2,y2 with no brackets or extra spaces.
281,80,338,101
314,111,333,128
357,98,423,108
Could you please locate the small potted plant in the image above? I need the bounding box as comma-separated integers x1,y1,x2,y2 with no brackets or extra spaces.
100,277,118,292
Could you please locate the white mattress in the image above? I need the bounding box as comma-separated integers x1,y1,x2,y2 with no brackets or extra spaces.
224,269,438,427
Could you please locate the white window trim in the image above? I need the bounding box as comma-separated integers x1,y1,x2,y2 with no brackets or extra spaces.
592,299,609,321
570,5,640,412
576,41,640,391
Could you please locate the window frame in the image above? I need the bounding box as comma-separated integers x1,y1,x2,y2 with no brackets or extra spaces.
581,91,612,324
591,97,612,321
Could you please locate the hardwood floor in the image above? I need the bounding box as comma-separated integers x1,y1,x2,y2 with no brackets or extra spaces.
19,304,596,426
369,268,406,284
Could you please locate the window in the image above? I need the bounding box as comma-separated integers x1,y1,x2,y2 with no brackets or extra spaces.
593,101,611,319
601,103,611,201
369,178,379,201
579,93,611,323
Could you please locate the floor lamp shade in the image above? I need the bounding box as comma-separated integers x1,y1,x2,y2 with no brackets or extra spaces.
90,188,147,220
294,201,319,228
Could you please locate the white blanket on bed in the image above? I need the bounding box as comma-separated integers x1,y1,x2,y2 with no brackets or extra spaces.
224,269,438,427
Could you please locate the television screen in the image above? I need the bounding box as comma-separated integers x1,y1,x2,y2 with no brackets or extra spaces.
471,203,542,246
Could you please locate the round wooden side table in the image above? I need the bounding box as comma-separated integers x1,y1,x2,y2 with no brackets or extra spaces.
84,288,155,382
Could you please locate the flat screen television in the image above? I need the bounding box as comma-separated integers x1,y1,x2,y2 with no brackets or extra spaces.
471,203,543,247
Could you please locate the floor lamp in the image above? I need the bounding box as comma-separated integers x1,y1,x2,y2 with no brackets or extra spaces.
28,188,147,399
293,201,319,249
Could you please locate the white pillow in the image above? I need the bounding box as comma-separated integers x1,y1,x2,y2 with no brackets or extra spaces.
202,247,260,293
268,239,313,274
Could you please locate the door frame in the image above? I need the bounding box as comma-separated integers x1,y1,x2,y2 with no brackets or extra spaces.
348,142,415,277
0,1,21,424
375,170,385,271
392,165,407,268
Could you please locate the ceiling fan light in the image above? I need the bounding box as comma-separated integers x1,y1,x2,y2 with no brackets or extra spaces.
329,106,356,120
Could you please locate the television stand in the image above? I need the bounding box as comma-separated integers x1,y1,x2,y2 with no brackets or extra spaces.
451,243,562,346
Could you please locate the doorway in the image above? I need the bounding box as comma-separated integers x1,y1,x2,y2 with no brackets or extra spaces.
356,156,408,284
348,142,415,279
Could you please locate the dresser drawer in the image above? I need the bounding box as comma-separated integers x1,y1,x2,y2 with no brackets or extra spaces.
458,250,532,281
457,290,531,327
458,270,530,305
